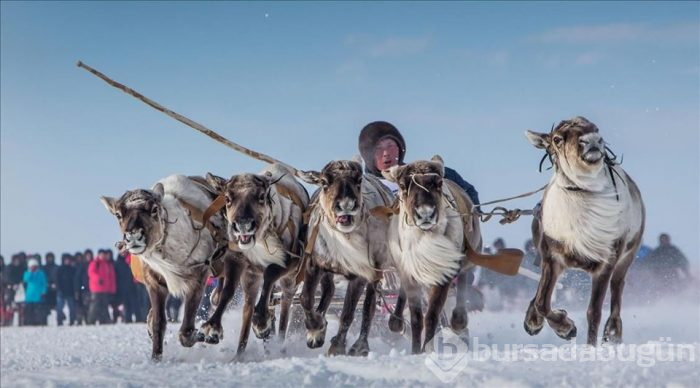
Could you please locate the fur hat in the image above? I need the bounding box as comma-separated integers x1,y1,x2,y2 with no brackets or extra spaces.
27,258,39,268
358,121,406,176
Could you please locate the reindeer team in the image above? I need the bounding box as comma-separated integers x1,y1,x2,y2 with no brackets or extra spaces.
101,116,645,361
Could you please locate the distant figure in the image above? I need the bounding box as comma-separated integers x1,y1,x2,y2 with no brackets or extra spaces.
42,252,59,319
87,249,116,325
23,258,47,326
114,252,136,323
642,233,692,293
74,250,93,325
56,253,77,326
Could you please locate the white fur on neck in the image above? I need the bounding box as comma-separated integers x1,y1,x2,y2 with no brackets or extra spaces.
389,193,465,287
315,219,377,281
242,234,287,269
544,167,627,263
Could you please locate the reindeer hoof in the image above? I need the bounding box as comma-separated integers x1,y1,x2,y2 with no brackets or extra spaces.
524,303,545,336
603,317,623,344
205,334,221,344
151,352,163,362
306,319,327,349
179,328,198,347
348,339,369,357
252,312,276,340
524,320,544,336
451,307,468,332
388,315,405,334
199,321,224,345
554,318,577,341
327,336,346,356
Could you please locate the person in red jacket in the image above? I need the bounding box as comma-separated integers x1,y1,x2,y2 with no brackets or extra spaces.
87,249,116,324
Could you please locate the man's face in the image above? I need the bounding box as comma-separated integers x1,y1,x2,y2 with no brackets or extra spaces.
374,137,400,172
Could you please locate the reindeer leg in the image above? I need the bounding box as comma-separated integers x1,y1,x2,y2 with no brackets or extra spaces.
145,277,168,361
525,256,553,336
252,263,292,339
423,283,451,353
604,251,635,344
199,260,244,345
178,273,206,347
586,265,613,346
401,278,424,355
535,258,575,340
236,269,261,358
388,287,407,334
328,277,365,356
277,275,296,342
349,281,377,357
317,271,336,314
301,262,327,349
451,270,470,334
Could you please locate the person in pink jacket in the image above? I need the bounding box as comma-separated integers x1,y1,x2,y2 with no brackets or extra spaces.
87,249,116,324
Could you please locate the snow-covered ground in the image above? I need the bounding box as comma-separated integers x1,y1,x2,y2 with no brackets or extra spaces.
2,291,699,387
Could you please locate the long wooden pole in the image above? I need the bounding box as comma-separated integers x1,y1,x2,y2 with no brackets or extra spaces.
76,61,300,176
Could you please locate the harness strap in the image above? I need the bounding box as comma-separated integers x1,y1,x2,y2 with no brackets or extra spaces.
202,195,226,227
304,215,322,255
177,198,227,244
275,183,306,211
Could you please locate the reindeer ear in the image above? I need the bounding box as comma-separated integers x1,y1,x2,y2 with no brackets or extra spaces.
100,196,118,215
526,131,550,149
206,173,228,193
430,155,445,176
382,165,405,183
151,183,165,200
298,170,323,186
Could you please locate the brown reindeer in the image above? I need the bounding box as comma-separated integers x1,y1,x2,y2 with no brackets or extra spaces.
524,116,645,346
297,160,394,356
383,156,522,353
206,164,308,356
101,175,243,360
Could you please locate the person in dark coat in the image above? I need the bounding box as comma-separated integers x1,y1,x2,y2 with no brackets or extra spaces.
114,252,136,323
73,250,92,325
640,233,692,297
56,253,77,325
42,252,59,319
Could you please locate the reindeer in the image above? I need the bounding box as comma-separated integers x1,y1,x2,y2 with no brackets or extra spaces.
382,156,522,354
523,116,645,346
100,175,242,360
206,164,309,356
297,160,394,356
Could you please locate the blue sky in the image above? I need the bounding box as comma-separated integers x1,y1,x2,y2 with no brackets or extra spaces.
1,1,698,265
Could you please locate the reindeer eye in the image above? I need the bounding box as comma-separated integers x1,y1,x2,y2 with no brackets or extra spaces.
552,136,563,146
258,193,266,203
224,195,231,205
115,212,123,220
151,206,159,217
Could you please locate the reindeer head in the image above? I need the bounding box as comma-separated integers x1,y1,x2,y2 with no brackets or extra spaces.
206,172,274,251
298,160,364,233
383,155,446,231
100,184,166,255
526,116,608,181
